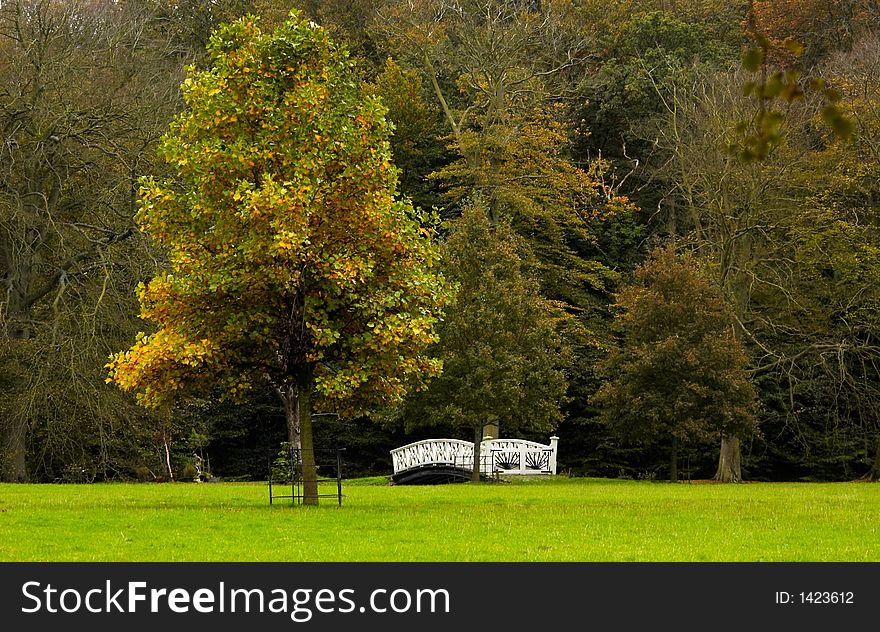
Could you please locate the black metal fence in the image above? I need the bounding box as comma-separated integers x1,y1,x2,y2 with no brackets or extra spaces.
268,447,345,506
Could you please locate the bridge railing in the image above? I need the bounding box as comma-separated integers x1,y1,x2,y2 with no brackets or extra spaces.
485,439,556,475
391,437,559,476
390,438,474,475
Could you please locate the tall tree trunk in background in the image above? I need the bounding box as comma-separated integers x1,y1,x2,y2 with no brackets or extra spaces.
713,281,749,483
2,305,31,482
472,424,483,482
2,411,27,483
714,435,742,482
864,435,880,481
280,383,302,452
163,431,174,481
670,435,678,483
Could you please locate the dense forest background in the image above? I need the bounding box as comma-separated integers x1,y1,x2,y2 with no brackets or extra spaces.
4,0,880,484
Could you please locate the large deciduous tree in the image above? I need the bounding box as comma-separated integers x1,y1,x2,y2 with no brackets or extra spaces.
770,34,880,480
108,13,451,503
0,0,179,482
649,64,821,481
594,247,760,482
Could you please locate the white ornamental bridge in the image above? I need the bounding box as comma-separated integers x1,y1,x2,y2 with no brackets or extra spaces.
390,437,559,484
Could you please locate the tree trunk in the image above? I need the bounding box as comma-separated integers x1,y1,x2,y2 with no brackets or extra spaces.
714,435,742,483
299,389,318,506
2,324,30,482
472,425,483,482
2,412,27,483
279,369,318,505
670,435,678,483
863,435,880,481
280,383,302,452
163,432,174,481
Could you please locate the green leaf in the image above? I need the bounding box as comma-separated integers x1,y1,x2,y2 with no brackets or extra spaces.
823,88,842,104
762,75,784,99
783,39,804,56
820,106,853,140
761,111,785,134
781,83,803,101
742,47,764,73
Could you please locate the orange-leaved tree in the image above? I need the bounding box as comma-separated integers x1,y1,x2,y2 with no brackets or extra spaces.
107,12,452,503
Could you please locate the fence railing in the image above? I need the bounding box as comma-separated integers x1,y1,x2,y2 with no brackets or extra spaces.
268,447,345,506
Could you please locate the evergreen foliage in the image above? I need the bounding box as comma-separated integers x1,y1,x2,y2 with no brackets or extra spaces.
397,200,569,480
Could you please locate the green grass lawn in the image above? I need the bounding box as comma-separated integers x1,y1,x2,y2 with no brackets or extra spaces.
0,476,877,561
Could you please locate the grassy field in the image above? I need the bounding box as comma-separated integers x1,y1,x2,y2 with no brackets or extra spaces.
0,476,877,561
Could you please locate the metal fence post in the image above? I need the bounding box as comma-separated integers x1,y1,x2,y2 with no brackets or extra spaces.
336,449,343,506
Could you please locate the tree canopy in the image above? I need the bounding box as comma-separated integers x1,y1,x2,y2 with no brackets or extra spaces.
107,11,452,500
594,247,760,482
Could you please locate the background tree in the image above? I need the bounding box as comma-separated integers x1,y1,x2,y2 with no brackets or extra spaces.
363,58,449,214
378,0,638,461
136,0,293,62
754,34,880,481
594,247,760,482
108,13,451,503
397,199,569,481
575,11,732,216
744,0,880,70
0,0,181,482
647,62,828,480
302,0,393,72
